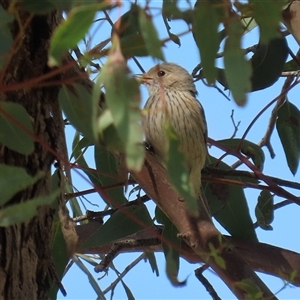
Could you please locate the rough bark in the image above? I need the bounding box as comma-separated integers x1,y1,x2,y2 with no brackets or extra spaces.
0,3,62,300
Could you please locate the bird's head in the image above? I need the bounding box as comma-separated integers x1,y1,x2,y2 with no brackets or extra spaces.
136,63,197,96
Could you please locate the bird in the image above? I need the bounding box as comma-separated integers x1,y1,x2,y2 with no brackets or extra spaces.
140,62,208,206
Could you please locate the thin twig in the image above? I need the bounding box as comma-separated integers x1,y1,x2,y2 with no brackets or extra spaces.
73,195,151,222
203,166,300,190
195,265,221,300
102,253,146,295
258,76,295,158
229,109,240,139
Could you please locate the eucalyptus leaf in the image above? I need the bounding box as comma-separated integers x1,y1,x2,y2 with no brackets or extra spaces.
218,138,265,171
276,100,300,175
0,165,44,206
204,156,257,242
193,1,221,84
224,15,251,106
49,4,110,65
255,190,274,230
166,125,198,214
251,0,285,43
59,84,97,144
80,203,153,249
0,190,60,227
97,41,144,171
155,207,184,286
139,8,164,60
0,102,35,155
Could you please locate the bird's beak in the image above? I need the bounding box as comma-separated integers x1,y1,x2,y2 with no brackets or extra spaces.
134,74,144,83
135,74,152,85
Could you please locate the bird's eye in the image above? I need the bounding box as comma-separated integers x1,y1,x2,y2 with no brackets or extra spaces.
157,70,165,77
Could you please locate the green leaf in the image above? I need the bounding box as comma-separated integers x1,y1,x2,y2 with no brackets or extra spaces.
0,102,35,154
97,109,125,151
97,43,144,171
71,133,112,207
162,15,181,47
80,203,153,249
0,189,59,227
204,156,257,242
193,1,221,84
121,280,135,300
59,84,97,143
166,125,198,214
224,15,251,106
94,145,127,207
255,190,274,230
0,7,13,69
139,8,164,60
218,138,265,171
276,100,300,175
208,243,226,269
251,0,285,43
145,251,159,276
235,278,263,300
113,4,148,58
250,37,288,91
48,171,69,300
49,4,110,66
0,165,44,206
155,207,185,286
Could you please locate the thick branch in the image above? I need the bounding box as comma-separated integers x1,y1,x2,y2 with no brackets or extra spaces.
129,152,276,299
75,223,300,287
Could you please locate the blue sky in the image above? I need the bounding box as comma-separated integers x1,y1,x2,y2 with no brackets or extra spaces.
58,2,300,299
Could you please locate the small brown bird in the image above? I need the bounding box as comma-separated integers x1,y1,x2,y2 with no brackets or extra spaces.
140,63,207,202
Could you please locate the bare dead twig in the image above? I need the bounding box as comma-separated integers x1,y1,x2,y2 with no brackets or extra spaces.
195,265,221,300
102,253,146,295
258,76,295,158
95,236,161,273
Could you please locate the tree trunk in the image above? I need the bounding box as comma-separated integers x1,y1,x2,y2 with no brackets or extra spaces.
0,3,61,299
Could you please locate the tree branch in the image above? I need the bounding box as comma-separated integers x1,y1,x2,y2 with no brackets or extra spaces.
75,223,300,287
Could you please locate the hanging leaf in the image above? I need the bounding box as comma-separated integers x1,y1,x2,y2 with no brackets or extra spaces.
0,190,59,227
139,8,164,60
250,0,285,43
155,207,185,286
165,125,198,215
162,15,181,46
96,37,144,171
276,100,300,175
193,0,222,84
71,132,121,208
250,37,288,91
49,3,111,66
80,203,153,249
48,171,69,299
121,280,135,300
59,84,97,144
224,14,251,106
218,138,265,171
255,190,274,230
0,165,44,206
97,109,125,152
203,156,257,242
113,4,148,58
145,251,159,277
0,102,34,155
94,145,127,206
